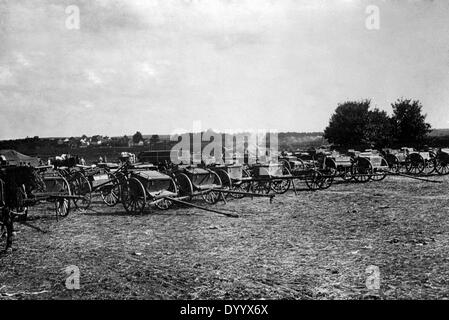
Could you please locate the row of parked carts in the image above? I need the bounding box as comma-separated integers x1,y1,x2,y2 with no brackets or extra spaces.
2,147,449,251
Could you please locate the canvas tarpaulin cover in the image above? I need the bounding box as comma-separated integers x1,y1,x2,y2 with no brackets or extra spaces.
0,149,40,167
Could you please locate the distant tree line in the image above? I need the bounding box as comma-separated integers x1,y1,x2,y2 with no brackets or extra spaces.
324,98,433,150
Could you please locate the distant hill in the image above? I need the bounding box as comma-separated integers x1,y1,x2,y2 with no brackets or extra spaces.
429,129,449,137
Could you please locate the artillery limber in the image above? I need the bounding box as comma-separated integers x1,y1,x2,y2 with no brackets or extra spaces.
48,155,93,210
383,148,439,176
208,163,253,199
319,152,354,182
350,151,390,182
31,165,75,217
120,164,241,217
383,148,411,174
404,150,436,176
206,162,275,200
276,154,334,192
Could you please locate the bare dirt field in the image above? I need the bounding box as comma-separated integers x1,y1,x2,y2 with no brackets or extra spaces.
1,175,448,300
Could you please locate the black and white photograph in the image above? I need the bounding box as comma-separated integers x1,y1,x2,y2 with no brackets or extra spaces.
0,0,448,305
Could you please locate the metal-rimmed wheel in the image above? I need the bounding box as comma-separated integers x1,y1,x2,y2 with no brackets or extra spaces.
100,172,123,207
305,169,322,191
251,179,272,194
435,157,449,175
271,165,291,194
202,172,222,204
215,169,232,199
318,170,334,190
370,158,389,182
340,166,353,182
154,178,178,210
352,158,373,183
122,177,146,215
175,173,194,201
55,177,71,217
71,172,92,210
405,154,425,175
422,158,436,176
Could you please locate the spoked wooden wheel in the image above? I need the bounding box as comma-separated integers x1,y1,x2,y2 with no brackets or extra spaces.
215,169,232,199
122,177,146,215
230,180,250,199
435,159,449,175
55,177,71,217
371,158,388,182
422,159,436,176
251,179,272,194
202,190,221,204
338,166,353,182
370,170,387,182
231,170,252,199
154,179,178,210
305,170,322,191
405,155,425,175
100,173,122,207
352,159,373,183
202,172,222,204
71,173,92,210
175,173,194,201
318,170,334,190
271,166,291,194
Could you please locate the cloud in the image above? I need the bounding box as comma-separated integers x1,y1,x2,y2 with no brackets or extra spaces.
0,66,14,85
0,0,449,138
85,70,103,85
80,100,94,108
15,53,31,67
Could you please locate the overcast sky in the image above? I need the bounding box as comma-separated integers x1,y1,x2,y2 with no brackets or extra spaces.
1,0,448,139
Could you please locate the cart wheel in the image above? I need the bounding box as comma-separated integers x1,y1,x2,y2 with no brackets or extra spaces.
72,173,92,210
213,169,232,199
252,180,271,194
100,173,122,207
55,177,71,217
202,172,222,204
318,170,334,190
155,179,178,210
229,180,247,199
405,154,425,175
271,166,291,194
422,158,436,176
340,167,354,182
202,190,221,204
370,158,388,182
305,170,322,191
435,158,449,175
122,177,146,215
352,159,373,183
175,173,194,201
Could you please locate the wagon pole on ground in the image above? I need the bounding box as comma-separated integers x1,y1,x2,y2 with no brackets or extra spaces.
211,188,276,203
381,170,444,183
163,196,239,218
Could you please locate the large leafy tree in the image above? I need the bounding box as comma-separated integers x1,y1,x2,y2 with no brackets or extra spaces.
390,99,431,147
324,100,393,149
365,108,393,148
132,131,144,144
324,100,369,148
